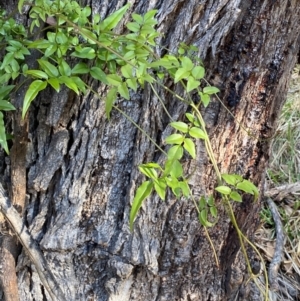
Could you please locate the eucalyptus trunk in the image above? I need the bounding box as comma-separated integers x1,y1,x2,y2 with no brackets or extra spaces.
0,0,299,301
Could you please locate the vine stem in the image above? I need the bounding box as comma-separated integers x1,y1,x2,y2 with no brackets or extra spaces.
190,103,222,183
149,82,174,121
189,101,269,300
84,85,168,157
113,105,168,156
187,185,220,268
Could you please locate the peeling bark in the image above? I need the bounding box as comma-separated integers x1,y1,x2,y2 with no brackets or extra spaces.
0,0,299,300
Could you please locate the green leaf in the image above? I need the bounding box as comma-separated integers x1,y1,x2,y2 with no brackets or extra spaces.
72,77,86,94
167,145,183,160
132,13,144,24
28,39,51,49
178,47,185,55
59,76,79,94
90,67,108,84
121,64,133,78
142,73,154,84
165,176,179,189
101,4,130,31
181,57,194,71
71,47,96,59
154,179,167,200
123,50,135,61
144,10,158,21
126,78,138,91
169,160,183,178
179,181,190,197
186,76,200,92
38,59,59,77
0,85,15,99
236,180,259,199
215,186,231,195
207,195,214,207
125,43,136,51
210,206,218,218
11,60,20,72
230,191,242,202
185,113,200,126
58,59,72,76
140,24,156,35
80,28,97,44
198,196,206,210
151,55,179,69
72,63,89,75
25,70,48,79
130,180,153,231
170,121,188,133
107,74,122,86
47,78,60,92
0,112,9,153
142,162,161,169
93,13,101,24
0,100,16,111
174,67,190,83
127,22,140,32
18,0,25,13
139,165,158,179
0,53,14,70
183,138,196,159
5,132,13,141
165,133,184,145
189,127,207,140
199,92,210,107
9,40,23,49
22,64,28,73
55,32,68,44
203,86,220,95
199,209,214,227
192,66,205,79
105,87,117,119
222,174,239,186
118,82,130,100
22,80,47,118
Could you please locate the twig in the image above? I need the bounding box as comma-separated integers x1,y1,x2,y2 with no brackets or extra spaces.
0,183,66,301
265,182,300,200
265,197,285,291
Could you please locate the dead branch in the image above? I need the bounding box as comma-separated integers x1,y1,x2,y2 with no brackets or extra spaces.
0,183,66,301
265,182,300,200
265,197,285,291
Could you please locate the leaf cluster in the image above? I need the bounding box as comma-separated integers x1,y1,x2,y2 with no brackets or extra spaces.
216,174,259,202
130,111,211,229
1,2,259,239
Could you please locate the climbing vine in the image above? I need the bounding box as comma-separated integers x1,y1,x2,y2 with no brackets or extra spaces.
0,0,268,299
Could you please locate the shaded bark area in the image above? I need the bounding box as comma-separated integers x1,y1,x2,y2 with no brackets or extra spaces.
0,0,299,300
0,6,43,299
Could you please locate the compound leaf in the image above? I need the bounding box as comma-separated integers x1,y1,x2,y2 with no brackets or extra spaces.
183,138,196,159
0,112,9,153
22,80,47,118
101,4,130,31
130,180,153,231
105,87,117,119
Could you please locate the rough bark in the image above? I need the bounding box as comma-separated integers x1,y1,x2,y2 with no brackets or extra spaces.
0,0,299,301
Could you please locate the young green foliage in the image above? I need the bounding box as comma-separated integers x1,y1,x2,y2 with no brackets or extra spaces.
2,3,259,250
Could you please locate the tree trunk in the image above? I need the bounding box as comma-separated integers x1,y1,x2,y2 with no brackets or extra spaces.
0,0,299,300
